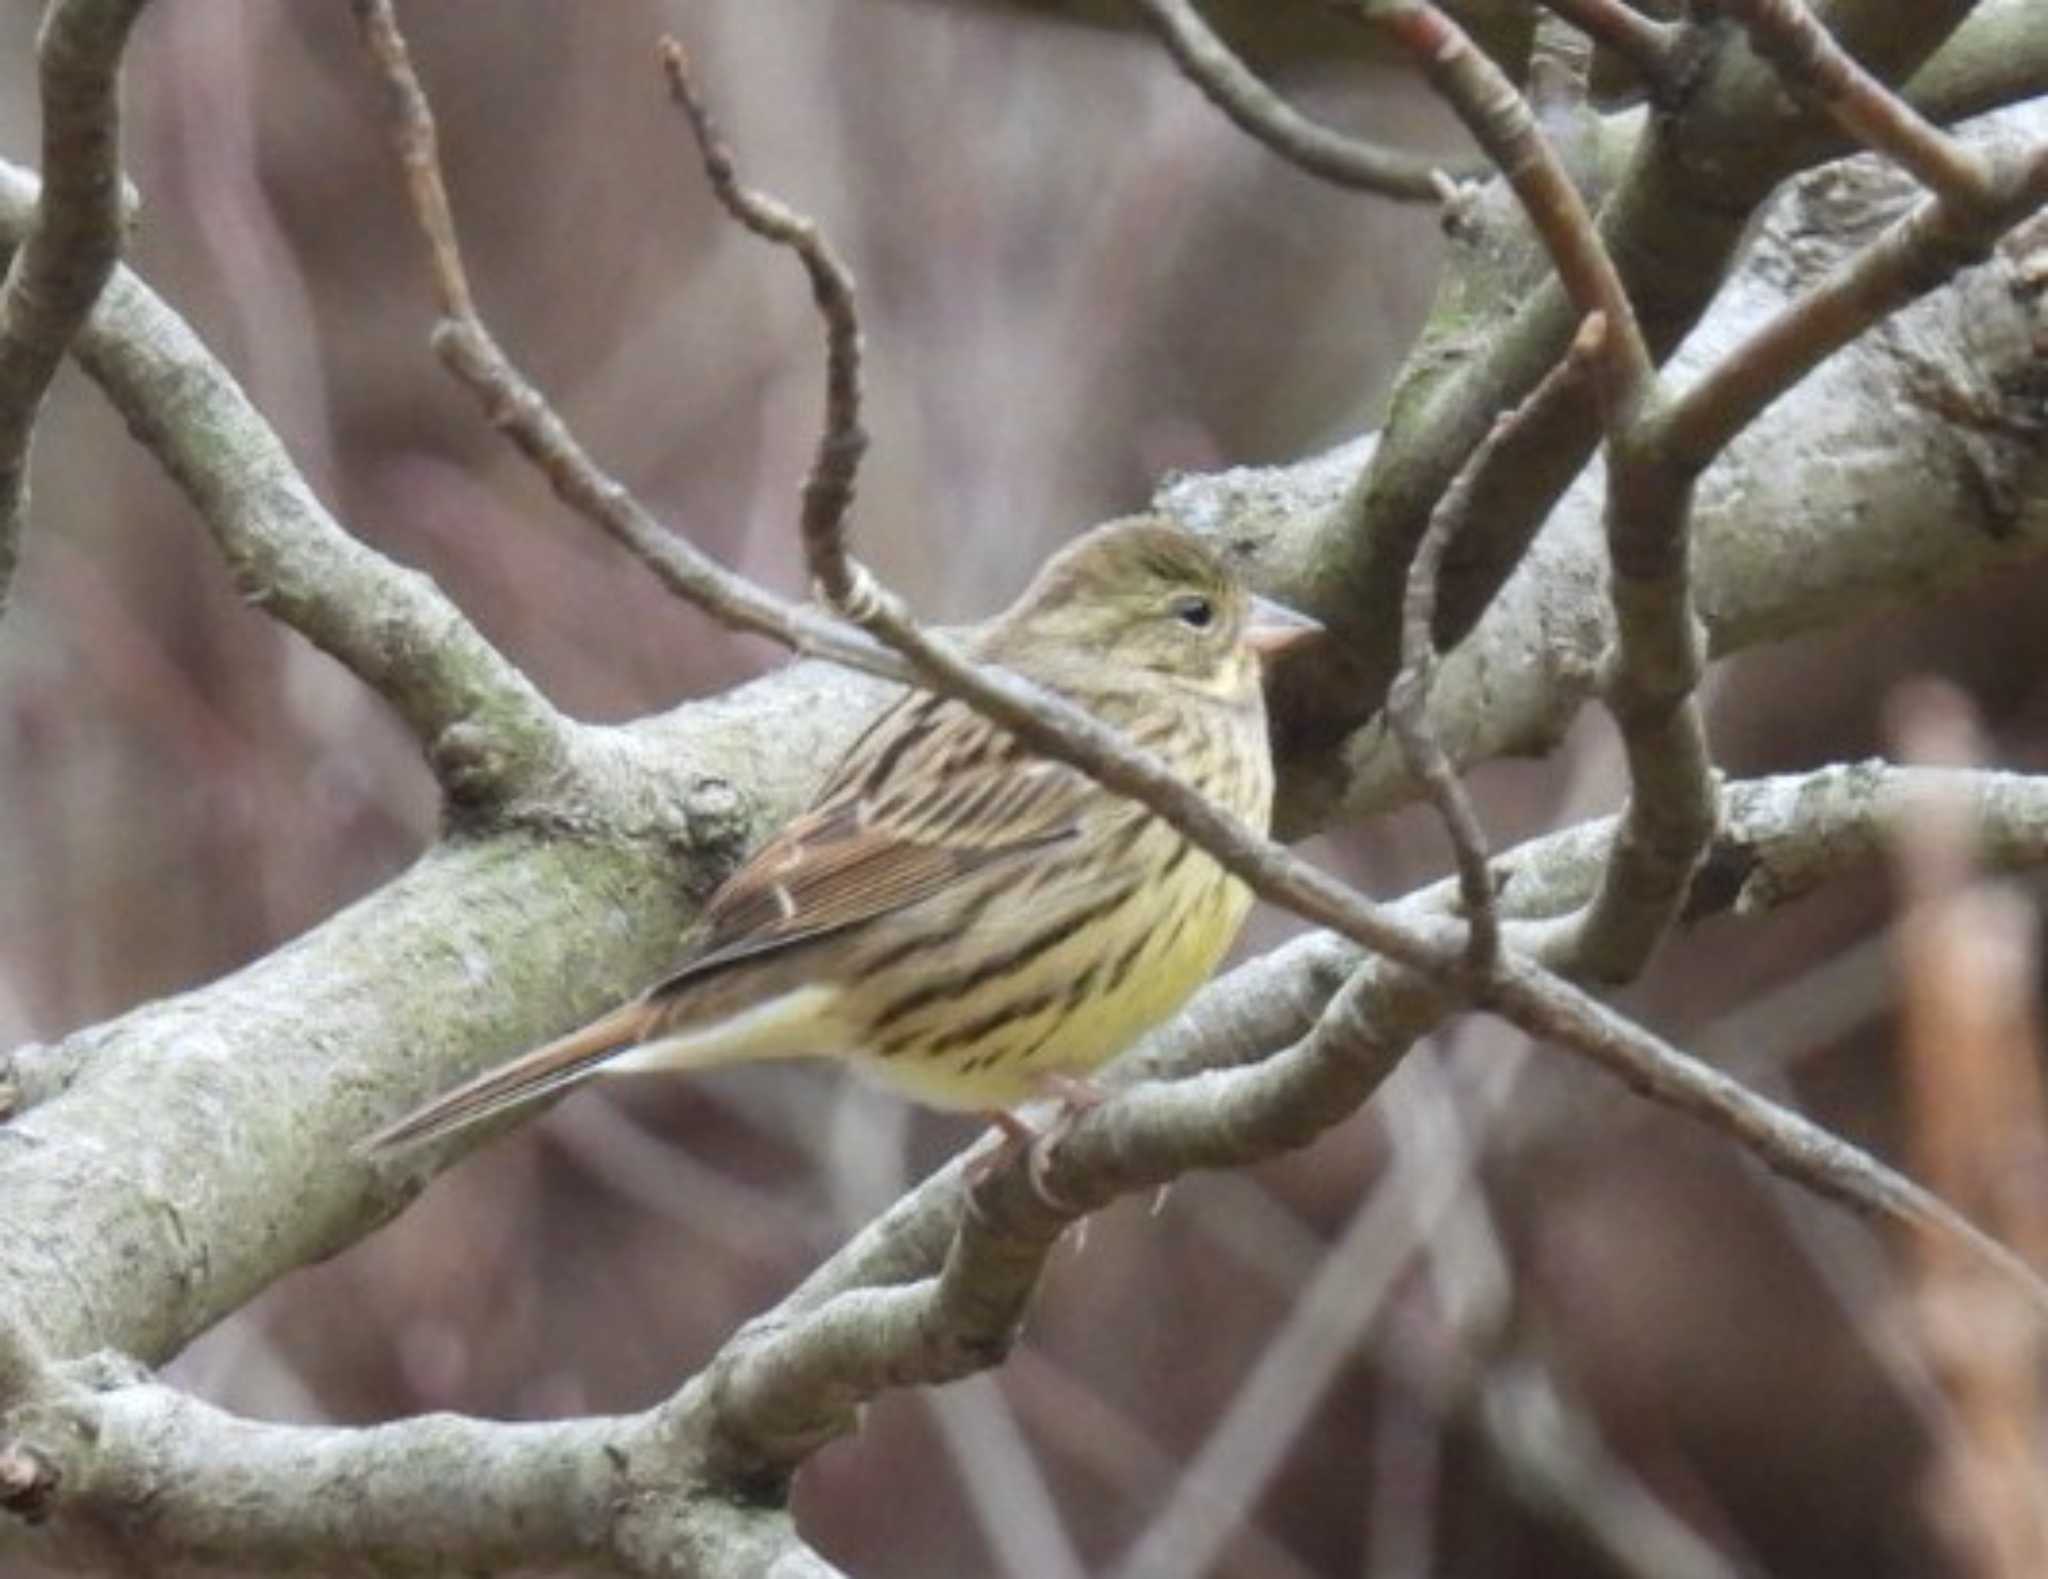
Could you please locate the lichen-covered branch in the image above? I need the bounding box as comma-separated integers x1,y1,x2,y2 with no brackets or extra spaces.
1293,0,1980,785
1168,104,2048,826
0,1363,852,1578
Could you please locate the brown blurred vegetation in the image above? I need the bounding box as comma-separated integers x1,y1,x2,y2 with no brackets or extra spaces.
1,4,2044,1575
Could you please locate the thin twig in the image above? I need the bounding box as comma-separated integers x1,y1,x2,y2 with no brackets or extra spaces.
1384,324,1625,969
1366,2,1717,985
348,0,910,689
659,39,865,608
1364,2,1653,413
1386,404,1544,968
1127,0,1460,203
1660,141,2048,469
0,0,150,613
1722,0,1998,210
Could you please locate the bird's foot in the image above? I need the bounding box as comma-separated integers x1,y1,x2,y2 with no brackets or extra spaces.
969,1080,1101,1216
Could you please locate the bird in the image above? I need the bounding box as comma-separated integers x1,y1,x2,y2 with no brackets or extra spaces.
360,516,1317,1159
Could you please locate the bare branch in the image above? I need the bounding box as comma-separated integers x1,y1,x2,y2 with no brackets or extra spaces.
1659,143,2048,470
0,161,571,811
1368,1,1652,406
0,1366,851,1578
1387,363,1556,965
658,37,865,608
1359,4,1719,986
1298,0,1981,778
0,0,149,613
1126,0,1460,203
1724,0,1998,210
347,0,912,688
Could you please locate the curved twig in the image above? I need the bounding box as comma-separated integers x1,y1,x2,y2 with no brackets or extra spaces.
0,0,150,613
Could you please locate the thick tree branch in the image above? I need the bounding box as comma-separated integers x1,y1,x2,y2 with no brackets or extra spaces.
1284,0,1981,792
1907,0,2048,126
8,736,2048,1571
1154,104,2048,824
0,0,149,612
0,1364,852,1578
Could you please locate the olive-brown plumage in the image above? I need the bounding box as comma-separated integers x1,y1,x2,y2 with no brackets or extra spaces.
363,517,1313,1154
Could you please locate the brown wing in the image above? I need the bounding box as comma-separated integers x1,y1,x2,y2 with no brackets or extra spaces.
358,694,1101,1156
647,691,1095,997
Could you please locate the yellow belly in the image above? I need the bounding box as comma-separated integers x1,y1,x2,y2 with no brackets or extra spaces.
847,848,1253,1112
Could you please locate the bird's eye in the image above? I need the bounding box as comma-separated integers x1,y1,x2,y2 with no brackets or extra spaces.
1174,595,1215,631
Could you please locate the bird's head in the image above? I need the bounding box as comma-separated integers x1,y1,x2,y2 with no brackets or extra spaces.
987,517,1318,703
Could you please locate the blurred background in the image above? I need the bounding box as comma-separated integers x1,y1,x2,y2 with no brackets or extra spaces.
0,3,2044,1575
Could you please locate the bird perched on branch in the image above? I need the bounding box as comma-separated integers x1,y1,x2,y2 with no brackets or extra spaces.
362,517,1316,1158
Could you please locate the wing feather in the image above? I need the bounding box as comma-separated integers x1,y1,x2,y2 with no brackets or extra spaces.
647,695,1099,999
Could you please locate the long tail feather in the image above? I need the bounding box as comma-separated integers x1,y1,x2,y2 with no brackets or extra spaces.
357,999,657,1156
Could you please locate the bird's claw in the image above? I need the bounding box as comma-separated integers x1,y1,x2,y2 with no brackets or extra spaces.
970,1082,1102,1217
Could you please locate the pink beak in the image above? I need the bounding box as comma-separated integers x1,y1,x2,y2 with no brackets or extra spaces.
1245,595,1321,658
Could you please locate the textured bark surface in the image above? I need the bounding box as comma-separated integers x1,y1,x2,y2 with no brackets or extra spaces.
0,3,2042,1574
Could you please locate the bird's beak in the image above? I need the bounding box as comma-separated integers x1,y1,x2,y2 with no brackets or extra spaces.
1245,595,1322,658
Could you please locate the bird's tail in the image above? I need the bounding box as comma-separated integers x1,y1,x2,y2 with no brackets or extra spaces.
356,998,657,1157
357,982,841,1158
